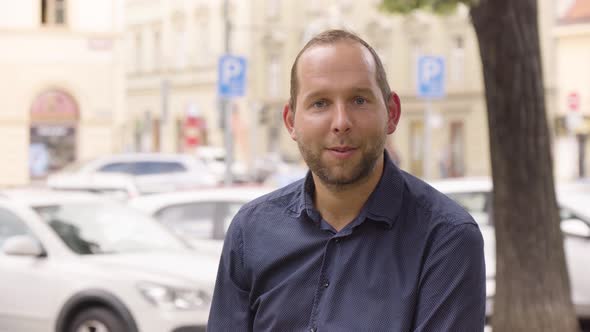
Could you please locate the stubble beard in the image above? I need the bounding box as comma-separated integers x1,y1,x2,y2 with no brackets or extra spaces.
297,133,387,191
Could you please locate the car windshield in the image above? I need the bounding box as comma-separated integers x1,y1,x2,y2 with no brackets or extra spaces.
33,201,187,255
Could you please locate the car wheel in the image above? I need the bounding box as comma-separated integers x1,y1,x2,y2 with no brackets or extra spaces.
68,307,126,332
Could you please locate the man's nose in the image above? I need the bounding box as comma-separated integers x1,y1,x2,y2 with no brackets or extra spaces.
332,102,352,134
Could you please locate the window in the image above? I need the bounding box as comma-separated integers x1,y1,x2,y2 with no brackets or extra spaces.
135,32,143,73
409,120,424,177
0,208,32,247
98,162,134,174
34,203,185,255
268,54,281,98
450,36,465,83
445,192,491,225
449,121,465,177
196,20,210,62
156,202,217,240
153,28,162,71
41,0,67,26
267,0,281,19
173,16,187,70
133,161,187,175
155,201,245,241
410,38,423,88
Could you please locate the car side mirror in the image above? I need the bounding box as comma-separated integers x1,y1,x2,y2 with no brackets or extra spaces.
2,235,45,257
561,218,590,238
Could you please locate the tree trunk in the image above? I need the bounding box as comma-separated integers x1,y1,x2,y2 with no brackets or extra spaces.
470,1,578,331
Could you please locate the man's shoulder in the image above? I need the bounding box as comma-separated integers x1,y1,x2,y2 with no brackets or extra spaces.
400,170,477,229
233,179,304,226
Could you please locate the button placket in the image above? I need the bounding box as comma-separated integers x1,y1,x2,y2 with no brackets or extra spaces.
308,238,336,331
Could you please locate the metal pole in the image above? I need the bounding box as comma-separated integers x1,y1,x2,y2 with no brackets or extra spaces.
423,100,431,179
223,0,233,186
160,79,169,152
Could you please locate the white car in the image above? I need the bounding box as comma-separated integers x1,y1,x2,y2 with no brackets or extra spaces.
128,187,273,255
48,153,218,195
0,189,218,332
194,146,250,183
45,172,141,200
429,177,590,321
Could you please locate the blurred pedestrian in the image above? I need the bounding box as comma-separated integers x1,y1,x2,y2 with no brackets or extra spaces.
208,29,485,331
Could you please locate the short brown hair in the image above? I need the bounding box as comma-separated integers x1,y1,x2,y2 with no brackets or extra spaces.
289,29,391,112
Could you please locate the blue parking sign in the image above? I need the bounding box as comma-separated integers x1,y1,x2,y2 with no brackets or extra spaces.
417,56,445,99
218,55,247,98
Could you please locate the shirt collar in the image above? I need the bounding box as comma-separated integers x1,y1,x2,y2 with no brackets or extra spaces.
364,151,405,227
293,151,405,227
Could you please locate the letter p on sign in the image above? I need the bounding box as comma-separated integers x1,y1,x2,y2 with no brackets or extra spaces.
218,55,247,98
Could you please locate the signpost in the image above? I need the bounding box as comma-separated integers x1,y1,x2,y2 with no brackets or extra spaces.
218,54,247,185
566,91,582,133
567,92,580,112
218,55,247,98
417,56,445,179
418,56,445,99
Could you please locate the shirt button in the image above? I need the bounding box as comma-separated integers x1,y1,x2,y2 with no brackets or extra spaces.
335,238,341,243
323,281,330,288
310,328,317,332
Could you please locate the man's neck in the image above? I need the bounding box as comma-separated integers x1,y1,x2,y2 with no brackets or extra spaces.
313,157,384,232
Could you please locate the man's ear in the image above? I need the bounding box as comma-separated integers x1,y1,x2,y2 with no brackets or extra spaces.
386,91,402,134
283,103,297,140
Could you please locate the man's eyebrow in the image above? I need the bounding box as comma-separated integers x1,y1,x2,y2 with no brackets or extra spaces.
301,87,376,102
351,87,377,96
301,90,329,103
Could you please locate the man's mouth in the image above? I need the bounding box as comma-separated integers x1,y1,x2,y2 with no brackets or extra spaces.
328,146,357,153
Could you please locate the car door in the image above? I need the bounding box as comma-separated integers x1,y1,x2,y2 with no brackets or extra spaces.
560,207,590,316
154,201,230,255
0,205,63,332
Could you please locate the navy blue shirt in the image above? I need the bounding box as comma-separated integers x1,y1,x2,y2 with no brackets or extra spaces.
208,153,486,331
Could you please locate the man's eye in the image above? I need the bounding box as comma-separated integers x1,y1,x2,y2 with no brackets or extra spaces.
312,100,328,108
353,97,367,105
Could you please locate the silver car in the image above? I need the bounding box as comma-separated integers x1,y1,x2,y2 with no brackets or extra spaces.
429,178,590,321
128,187,273,255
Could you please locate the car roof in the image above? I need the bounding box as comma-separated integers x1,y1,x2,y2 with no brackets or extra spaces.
428,177,492,194
0,188,109,207
93,153,196,163
128,186,274,212
428,177,590,218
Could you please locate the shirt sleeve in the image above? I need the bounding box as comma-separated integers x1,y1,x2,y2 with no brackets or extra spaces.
413,222,486,332
207,216,252,331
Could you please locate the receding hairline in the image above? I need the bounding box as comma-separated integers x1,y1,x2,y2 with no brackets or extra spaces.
295,39,378,80
289,30,391,112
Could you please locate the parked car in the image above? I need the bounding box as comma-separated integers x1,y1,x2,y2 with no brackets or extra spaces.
47,153,218,195
128,187,273,255
0,189,218,332
194,147,250,183
45,172,140,200
429,177,590,321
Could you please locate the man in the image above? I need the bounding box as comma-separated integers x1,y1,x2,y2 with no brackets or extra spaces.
208,29,486,331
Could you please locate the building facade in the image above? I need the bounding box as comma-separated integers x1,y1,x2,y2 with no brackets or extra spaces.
125,0,559,181
0,0,126,186
555,0,590,179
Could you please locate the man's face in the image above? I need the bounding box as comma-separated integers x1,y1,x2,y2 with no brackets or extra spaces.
284,41,398,189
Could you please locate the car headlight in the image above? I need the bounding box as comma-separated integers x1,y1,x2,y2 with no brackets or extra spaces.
137,282,211,310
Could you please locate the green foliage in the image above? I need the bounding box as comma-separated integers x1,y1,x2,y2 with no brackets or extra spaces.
379,0,478,15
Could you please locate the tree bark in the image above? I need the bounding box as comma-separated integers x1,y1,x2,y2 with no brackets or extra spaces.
470,0,578,331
